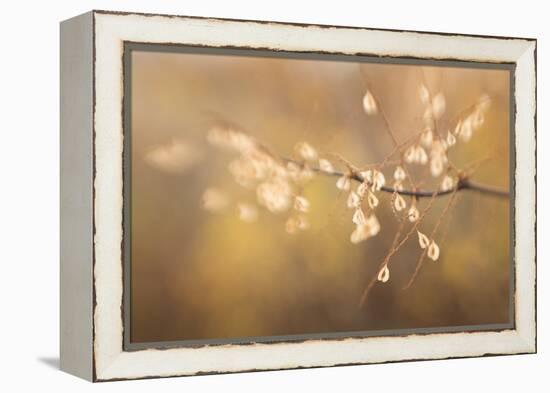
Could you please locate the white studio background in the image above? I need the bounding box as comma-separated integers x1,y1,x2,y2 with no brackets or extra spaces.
0,0,546,391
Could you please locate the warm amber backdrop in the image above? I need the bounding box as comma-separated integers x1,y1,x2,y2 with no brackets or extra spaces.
130,49,510,343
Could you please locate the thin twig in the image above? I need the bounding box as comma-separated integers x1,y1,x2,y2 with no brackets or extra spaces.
359,68,418,191
359,190,439,307
358,218,406,308
403,190,459,290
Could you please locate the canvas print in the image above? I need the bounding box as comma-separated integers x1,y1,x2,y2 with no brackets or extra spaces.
126,46,512,346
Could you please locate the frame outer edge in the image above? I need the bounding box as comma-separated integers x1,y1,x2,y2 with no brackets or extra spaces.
60,11,95,381
91,11,538,381
512,41,537,353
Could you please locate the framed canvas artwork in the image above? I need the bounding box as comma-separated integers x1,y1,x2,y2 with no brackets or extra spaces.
60,10,537,381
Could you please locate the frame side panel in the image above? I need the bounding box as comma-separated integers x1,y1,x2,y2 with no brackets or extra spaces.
60,11,94,381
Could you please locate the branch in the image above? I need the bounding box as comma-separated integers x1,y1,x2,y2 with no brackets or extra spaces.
458,179,509,198
301,162,509,199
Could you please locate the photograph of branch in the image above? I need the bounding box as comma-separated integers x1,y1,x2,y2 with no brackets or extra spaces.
126,46,512,345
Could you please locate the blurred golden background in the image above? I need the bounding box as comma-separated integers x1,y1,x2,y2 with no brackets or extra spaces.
129,48,511,343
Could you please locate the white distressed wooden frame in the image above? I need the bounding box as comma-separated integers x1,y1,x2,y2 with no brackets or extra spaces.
60,10,536,382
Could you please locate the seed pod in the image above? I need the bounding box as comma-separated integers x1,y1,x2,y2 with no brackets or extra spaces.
408,204,419,222
319,158,334,173
352,207,367,225
295,142,318,162
419,84,430,105
336,175,351,191
362,90,378,115
428,240,440,261
367,191,379,209
417,230,430,249
377,265,390,283
446,131,456,147
394,193,406,212
347,190,360,209
294,195,310,212
393,166,406,182
441,175,454,192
